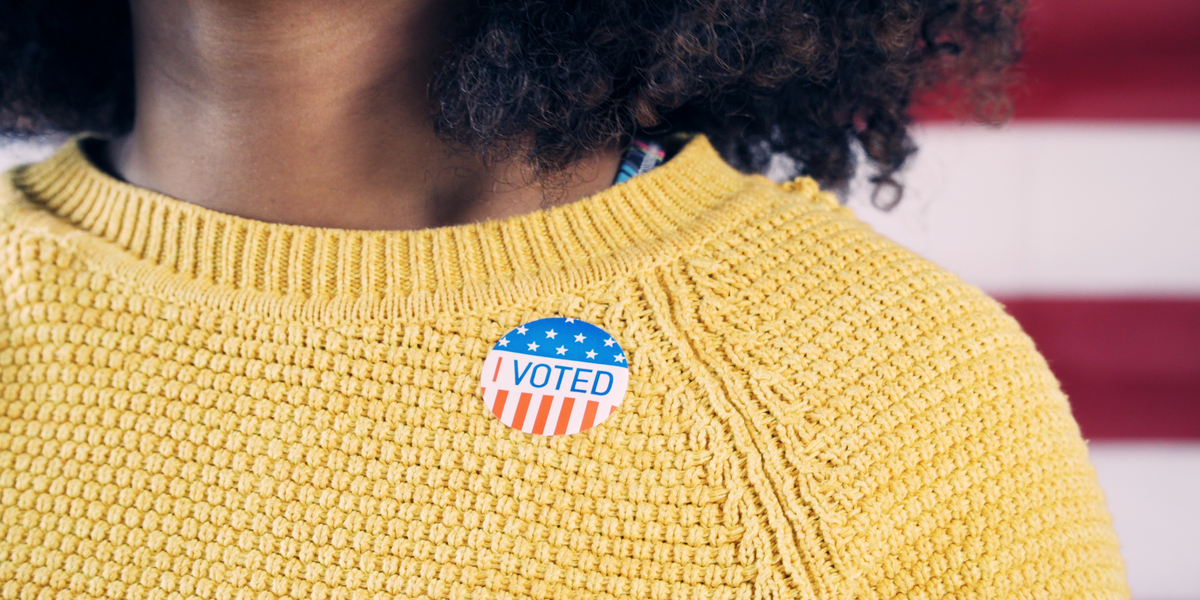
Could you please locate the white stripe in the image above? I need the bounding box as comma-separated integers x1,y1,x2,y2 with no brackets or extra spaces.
1089,442,1200,599
541,395,568,434
843,123,1200,295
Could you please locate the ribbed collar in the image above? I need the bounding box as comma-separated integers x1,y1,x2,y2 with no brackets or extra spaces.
12,135,753,316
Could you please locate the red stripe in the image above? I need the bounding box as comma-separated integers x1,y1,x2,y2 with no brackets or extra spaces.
914,0,1200,121
511,393,533,431
531,394,554,435
580,401,599,432
555,397,576,435
491,389,509,420
1000,297,1200,439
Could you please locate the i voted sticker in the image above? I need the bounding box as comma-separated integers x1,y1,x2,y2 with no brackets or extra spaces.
480,317,628,435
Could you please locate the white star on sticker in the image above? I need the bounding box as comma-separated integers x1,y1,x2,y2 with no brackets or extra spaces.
603,338,615,347
516,325,528,335
527,342,539,351
574,334,586,343
564,318,576,323
614,354,626,363
545,329,557,339
498,338,509,347
556,346,568,355
586,350,597,359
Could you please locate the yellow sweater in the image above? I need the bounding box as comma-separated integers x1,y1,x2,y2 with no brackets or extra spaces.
0,136,1126,599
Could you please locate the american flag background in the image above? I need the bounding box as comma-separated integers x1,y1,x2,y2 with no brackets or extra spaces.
839,0,1200,597
479,318,629,436
1,0,1196,594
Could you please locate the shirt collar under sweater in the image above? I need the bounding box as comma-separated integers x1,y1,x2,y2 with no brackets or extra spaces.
10,134,759,320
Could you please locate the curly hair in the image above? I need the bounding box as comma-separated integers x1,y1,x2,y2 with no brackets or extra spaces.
0,0,1022,207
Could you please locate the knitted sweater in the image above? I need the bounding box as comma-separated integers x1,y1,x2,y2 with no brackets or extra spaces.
0,136,1126,600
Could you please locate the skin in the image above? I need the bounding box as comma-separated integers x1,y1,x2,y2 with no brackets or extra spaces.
105,0,623,231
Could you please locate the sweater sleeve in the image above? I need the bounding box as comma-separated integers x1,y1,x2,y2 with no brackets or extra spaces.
689,187,1129,599
820,286,1129,599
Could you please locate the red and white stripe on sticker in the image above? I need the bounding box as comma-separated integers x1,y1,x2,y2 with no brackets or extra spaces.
480,317,629,435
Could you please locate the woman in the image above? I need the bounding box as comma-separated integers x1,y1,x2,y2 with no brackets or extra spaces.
0,1,1126,598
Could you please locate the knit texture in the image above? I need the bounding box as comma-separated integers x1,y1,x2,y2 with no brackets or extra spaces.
0,136,1127,600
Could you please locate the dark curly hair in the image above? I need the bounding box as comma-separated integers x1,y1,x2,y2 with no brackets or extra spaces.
0,0,1022,207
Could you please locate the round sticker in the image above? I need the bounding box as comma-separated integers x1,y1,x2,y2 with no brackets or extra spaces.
480,317,629,435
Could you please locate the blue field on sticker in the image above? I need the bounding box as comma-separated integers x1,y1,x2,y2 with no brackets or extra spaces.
493,317,627,368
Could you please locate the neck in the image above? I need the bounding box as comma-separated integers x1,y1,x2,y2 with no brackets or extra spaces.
108,0,621,230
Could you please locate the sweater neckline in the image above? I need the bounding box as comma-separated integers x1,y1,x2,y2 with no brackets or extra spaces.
13,134,750,313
